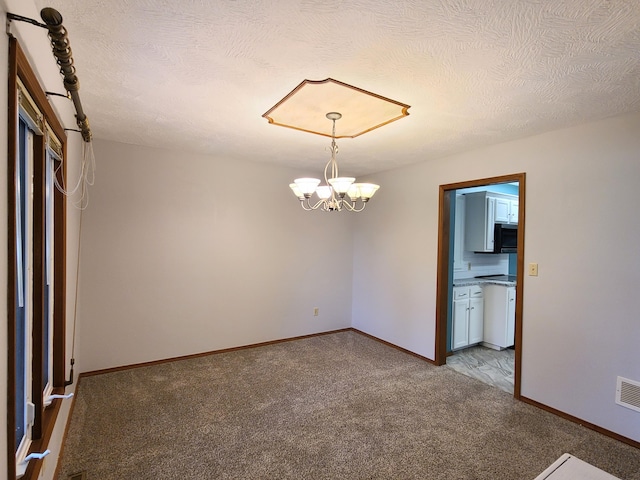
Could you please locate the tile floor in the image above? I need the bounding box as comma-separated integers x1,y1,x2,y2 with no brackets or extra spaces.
445,345,514,394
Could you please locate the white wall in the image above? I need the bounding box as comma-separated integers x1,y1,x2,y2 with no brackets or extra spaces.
77,139,353,372
1,0,85,477
352,111,640,443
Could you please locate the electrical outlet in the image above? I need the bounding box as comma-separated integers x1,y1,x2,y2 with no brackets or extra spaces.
313,307,319,316
528,262,538,276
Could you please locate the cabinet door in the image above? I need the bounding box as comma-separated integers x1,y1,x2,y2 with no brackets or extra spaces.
485,197,495,251
453,195,465,271
468,297,484,344
452,298,469,350
509,200,519,224
482,284,510,349
494,197,510,223
506,287,516,347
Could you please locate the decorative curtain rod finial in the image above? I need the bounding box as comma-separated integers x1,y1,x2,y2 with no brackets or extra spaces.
40,7,63,27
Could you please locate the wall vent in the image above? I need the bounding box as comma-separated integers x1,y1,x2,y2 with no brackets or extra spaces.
68,472,86,480
616,376,640,413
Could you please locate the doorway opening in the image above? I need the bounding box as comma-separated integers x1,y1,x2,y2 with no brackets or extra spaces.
435,173,525,398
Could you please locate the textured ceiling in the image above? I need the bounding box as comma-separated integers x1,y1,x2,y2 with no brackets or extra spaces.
28,0,640,175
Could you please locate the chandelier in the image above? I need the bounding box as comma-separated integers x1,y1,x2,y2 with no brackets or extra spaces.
289,112,379,212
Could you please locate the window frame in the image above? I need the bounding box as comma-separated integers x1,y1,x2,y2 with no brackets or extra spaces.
14,117,35,467
7,37,68,480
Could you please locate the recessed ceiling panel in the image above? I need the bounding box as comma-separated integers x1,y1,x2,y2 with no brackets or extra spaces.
262,78,410,138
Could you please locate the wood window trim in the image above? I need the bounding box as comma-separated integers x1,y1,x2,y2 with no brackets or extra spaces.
7,36,68,480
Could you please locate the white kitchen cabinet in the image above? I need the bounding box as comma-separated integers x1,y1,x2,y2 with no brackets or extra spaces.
452,285,484,350
453,195,466,271
482,284,516,350
452,294,469,349
465,192,519,252
464,192,495,252
509,199,519,224
495,197,519,224
468,296,484,344
494,197,511,223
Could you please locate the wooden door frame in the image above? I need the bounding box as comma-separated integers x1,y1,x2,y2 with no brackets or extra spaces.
435,173,526,399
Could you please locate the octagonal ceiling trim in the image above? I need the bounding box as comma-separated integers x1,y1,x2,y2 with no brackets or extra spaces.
262,78,410,139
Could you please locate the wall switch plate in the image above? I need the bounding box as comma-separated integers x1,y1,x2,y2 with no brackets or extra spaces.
528,263,538,276
313,307,319,316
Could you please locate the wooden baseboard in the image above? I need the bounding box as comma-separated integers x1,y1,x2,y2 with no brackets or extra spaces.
520,395,640,450
350,328,437,365
80,328,353,377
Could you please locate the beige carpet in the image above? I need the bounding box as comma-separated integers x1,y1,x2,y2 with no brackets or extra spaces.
56,331,640,479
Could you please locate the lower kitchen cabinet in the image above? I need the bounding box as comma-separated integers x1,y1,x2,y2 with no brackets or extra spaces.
482,284,516,350
452,285,484,350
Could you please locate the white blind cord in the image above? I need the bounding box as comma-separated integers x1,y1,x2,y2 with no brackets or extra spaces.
62,141,94,385
54,140,95,209
65,177,85,387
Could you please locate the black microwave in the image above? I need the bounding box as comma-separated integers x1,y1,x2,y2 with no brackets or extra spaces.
494,223,518,253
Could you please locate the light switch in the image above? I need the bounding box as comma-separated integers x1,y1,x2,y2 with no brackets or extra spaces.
528,263,538,276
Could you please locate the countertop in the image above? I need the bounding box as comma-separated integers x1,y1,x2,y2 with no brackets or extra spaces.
453,275,517,287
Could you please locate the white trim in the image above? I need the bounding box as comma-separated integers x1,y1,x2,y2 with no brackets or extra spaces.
15,435,32,479
15,114,35,475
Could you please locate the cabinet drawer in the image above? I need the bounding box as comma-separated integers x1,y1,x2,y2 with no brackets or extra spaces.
453,288,470,300
470,285,483,297
454,285,483,299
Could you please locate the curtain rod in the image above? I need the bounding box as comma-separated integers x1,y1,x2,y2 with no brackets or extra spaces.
8,8,93,143
40,8,92,143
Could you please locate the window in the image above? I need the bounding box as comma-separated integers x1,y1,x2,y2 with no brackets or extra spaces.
15,116,34,469
8,37,68,480
44,146,55,399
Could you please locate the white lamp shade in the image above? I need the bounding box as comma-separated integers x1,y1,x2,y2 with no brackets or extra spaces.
347,184,361,201
355,183,380,200
289,183,305,199
294,177,321,196
328,177,356,194
316,185,332,199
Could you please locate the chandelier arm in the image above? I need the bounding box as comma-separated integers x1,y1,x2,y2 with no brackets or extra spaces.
324,157,331,185
299,199,314,211
342,200,366,212
340,200,354,211
309,198,326,210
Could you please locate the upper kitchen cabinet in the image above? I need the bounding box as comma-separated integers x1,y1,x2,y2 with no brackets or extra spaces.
495,196,518,224
464,191,519,253
453,195,466,271
465,192,496,253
